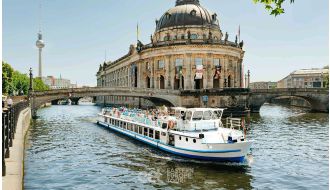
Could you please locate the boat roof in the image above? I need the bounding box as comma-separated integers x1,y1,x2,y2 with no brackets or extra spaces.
185,108,225,112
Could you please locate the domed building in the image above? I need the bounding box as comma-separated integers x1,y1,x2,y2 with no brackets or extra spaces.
96,0,246,108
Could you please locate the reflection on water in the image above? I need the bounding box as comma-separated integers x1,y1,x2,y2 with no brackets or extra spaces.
24,104,328,190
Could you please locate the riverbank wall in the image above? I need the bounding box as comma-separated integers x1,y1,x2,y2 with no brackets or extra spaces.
2,107,31,190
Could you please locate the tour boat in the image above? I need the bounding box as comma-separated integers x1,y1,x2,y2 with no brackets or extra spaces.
97,107,252,162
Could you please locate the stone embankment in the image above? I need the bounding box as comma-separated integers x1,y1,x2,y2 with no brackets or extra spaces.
2,108,31,190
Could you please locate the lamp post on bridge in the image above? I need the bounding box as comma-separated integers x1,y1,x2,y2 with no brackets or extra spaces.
28,68,33,96
28,68,37,119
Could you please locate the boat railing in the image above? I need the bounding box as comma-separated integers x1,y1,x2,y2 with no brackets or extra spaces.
225,117,242,131
108,110,164,128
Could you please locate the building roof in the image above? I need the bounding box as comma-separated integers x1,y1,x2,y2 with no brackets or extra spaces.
156,0,219,31
291,68,329,75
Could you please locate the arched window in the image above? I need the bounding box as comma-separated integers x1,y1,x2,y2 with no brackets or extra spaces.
181,34,185,39
165,12,171,19
190,10,197,16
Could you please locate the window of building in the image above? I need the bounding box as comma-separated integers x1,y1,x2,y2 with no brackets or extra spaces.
145,62,150,70
213,59,220,66
175,59,183,67
191,34,198,39
158,60,165,69
195,58,203,66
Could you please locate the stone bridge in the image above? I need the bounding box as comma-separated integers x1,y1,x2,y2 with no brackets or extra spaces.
249,88,329,113
30,87,329,117
30,87,181,116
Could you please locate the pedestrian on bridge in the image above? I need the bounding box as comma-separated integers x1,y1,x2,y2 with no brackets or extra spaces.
7,96,13,107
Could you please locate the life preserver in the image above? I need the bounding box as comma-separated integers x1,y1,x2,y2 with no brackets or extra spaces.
168,120,174,129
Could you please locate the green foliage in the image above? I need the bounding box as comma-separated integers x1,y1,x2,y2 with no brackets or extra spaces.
2,62,49,95
253,0,294,16
12,71,30,95
33,78,49,91
2,61,14,95
323,73,329,88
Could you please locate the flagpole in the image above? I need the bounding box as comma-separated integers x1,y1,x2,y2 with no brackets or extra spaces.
137,22,139,42
238,25,240,43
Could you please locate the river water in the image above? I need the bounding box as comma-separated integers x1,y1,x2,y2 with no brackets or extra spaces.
24,104,329,190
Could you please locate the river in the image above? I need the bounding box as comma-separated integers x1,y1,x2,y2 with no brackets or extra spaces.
24,104,329,189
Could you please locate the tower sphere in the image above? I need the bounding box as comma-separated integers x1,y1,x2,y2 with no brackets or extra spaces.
36,39,45,48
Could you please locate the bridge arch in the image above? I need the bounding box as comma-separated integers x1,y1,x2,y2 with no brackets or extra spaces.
31,87,181,112
249,89,329,113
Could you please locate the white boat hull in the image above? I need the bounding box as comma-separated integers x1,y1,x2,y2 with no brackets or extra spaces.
97,120,251,162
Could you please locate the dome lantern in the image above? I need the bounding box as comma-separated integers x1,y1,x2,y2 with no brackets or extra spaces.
155,0,220,32
175,0,200,6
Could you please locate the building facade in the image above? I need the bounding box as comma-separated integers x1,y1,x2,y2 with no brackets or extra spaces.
42,76,76,89
249,82,277,89
277,68,328,88
96,0,245,107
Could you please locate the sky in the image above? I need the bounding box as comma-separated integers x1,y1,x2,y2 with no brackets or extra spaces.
3,0,329,86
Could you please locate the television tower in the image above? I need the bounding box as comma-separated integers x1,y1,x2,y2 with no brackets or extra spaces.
36,2,45,78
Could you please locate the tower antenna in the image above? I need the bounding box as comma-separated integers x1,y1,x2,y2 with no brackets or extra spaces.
38,0,42,32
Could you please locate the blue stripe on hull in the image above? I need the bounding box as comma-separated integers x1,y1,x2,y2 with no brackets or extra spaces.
97,121,245,163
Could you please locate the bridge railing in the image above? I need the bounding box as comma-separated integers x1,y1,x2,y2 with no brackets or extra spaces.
2,101,29,176
31,87,181,96
251,88,329,93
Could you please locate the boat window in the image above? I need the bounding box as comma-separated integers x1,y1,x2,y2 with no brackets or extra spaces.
144,128,148,136
155,131,160,140
192,111,203,121
193,139,196,143
161,132,166,136
162,123,167,129
179,136,182,140
186,111,192,121
214,110,222,119
203,111,213,120
149,129,154,138
139,126,143,134
186,137,188,142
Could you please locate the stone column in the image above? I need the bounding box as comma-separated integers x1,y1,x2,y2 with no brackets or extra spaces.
223,57,227,88
138,61,141,88
184,53,191,90
207,54,212,89
151,58,155,88
166,55,171,89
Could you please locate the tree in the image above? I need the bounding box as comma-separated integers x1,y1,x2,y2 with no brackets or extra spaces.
253,0,295,16
12,71,30,95
323,73,329,88
33,78,49,91
2,61,14,95
2,62,49,95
